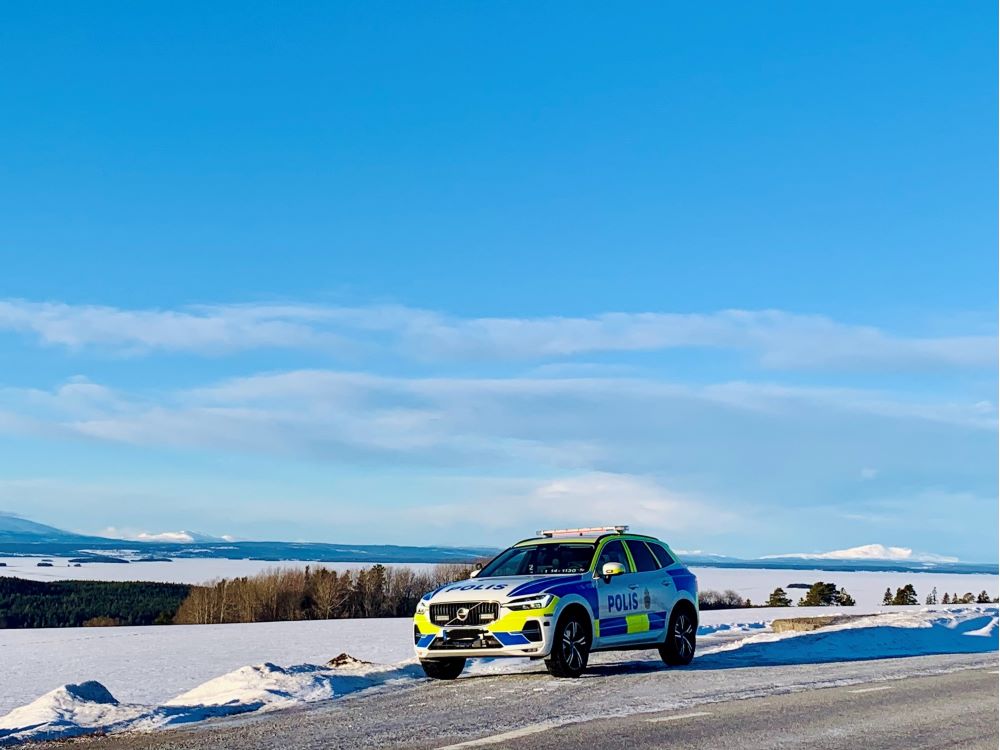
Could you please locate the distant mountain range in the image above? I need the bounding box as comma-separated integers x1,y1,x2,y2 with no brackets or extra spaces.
0,513,496,564
1,512,996,574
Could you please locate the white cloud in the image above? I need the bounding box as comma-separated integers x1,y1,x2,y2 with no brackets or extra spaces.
0,299,993,371
401,472,741,539
763,544,959,563
0,370,993,478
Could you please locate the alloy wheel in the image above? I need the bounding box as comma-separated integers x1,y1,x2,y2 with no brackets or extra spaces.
561,619,587,670
673,613,695,659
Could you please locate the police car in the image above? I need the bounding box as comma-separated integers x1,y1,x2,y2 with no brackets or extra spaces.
413,526,698,679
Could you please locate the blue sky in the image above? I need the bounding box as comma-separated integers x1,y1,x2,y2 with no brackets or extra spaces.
0,2,996,560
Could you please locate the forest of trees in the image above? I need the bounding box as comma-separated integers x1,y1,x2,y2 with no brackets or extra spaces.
0,577,191,628
172,563,474,624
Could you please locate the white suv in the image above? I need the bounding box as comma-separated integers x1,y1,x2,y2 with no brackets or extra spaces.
413,526,699,678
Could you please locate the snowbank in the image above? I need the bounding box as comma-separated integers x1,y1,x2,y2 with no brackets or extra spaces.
0,657,423,745
696,607,998,667
1,607,995,746
0,682,149,745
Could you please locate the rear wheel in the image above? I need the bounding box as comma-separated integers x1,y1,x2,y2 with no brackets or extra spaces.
420,657,466,680
545,611,591,678
659,605,696,666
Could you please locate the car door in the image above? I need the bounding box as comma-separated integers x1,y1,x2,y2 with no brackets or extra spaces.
645,540,684,629
625,540,670,642
593,539,647,647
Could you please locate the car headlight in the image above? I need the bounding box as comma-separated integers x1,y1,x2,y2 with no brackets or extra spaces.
415,600,428,615
506,594,554,611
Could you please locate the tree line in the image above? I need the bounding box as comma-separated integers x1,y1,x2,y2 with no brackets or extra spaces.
760,582,998,608
3,568,996,628
172,563,473,624
889,586,996,606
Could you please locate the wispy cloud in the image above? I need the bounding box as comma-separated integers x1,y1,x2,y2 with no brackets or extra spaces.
0,299,994,371
0,371,993,497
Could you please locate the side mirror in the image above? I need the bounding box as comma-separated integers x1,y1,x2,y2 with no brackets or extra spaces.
601,562,627,581
470,562,483,578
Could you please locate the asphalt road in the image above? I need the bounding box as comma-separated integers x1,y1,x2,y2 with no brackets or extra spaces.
35,653,998,750
450,668,1000,750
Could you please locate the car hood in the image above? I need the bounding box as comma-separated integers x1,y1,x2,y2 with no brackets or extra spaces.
426,574,585,603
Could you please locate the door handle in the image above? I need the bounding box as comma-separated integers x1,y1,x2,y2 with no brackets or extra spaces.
661,579,673,587
628,584,639,590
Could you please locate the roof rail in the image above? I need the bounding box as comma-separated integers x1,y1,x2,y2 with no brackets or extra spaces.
536,525,629,538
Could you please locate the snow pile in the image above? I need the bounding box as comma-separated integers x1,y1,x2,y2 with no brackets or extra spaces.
0,682,149,745
167,660,422,713
0,659,423,746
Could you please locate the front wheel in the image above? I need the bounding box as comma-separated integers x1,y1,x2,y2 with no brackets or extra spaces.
545,612,591,678
420,657,466,680
659,606,696,666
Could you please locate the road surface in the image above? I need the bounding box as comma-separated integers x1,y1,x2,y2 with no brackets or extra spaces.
33,653,998,749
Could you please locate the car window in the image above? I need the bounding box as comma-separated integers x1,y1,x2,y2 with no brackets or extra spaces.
646,542,675,568
478,543,596,577
626,540,660,573
597,540,630,571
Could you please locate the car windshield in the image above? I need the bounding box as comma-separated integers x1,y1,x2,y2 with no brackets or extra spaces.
478,542,597,577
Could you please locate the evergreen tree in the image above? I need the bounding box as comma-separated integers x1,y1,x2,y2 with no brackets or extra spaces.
976,591,991,604
925,587,937,605
892,584,918,606
836,587,855,606
882,587,893,605
941,592,950,604
798,581,843,607
767,587,792,607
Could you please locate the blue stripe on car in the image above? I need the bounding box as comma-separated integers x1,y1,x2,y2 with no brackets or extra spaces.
667,568,698,596
544,578,600,614
599,617,628,636
493,632,532,646
508,575,579,597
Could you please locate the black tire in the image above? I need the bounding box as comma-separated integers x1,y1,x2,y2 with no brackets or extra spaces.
659,605,696,666
420,658,466,680
544,611,591,678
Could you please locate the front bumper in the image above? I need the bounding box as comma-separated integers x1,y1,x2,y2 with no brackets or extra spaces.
413,601,557,659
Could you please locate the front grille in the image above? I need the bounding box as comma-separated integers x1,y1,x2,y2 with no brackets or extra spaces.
429,601,499,626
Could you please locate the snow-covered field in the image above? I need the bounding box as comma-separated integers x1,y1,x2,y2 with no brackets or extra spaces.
3,557,995,609
1,606,996,745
